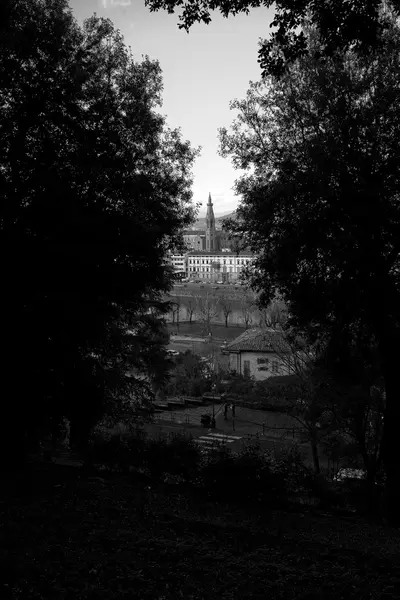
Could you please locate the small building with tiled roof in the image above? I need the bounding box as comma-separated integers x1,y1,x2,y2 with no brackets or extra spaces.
225,328,293,381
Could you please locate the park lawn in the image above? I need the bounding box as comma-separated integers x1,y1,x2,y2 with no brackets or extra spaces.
2,463,400,600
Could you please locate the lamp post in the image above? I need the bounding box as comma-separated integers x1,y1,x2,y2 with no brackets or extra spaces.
212,383,216,419
211,381,217,429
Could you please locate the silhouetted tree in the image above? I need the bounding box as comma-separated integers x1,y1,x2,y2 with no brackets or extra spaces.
145,0,399,77
186,298,196,324
221,15,400,523
195,293,219,334
219,295,233,327
240,297,253,330
0,1,198,465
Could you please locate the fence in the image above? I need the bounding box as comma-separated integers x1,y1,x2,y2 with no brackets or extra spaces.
153,412,202,426
152,411,302,442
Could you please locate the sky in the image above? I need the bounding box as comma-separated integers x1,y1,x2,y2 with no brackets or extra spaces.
68,0,275,217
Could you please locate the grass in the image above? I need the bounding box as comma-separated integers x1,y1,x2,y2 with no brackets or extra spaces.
2,462,400,600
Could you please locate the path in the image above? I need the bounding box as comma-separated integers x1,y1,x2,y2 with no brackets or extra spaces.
154,403,302,441
42,404,313,467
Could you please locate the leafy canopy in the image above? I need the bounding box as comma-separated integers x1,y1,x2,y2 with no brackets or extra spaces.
219,9,400,522
220,12,400,338
0,0,199,451
144,0,400,77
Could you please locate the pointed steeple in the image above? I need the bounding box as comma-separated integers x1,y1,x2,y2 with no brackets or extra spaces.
206,192,216,251
206,192,215,229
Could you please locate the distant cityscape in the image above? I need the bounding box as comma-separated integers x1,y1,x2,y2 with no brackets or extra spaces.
167,194,253,282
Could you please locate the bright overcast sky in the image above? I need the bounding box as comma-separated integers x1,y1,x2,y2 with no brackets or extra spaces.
68,0,274,217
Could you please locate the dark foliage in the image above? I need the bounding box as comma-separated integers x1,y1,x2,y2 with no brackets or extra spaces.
144,0,400,77
219,14,400,524
0,0,198,462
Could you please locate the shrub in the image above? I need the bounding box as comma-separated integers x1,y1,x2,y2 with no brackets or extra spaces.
306,473,345,509
162,432,202,482
199,442,287,508
87,424,147,473
144,436,171,479
265,443,311,493
87,430,123,471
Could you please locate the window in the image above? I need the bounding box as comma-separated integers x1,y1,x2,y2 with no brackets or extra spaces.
257,357,269,371
243,360,250,377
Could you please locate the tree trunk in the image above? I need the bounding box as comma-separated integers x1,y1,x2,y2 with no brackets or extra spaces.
378,338,400,526
310,435,320,475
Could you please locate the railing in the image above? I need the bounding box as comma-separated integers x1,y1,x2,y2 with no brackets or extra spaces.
153,412,202,425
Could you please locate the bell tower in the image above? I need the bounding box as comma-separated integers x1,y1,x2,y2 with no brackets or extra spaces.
205,192,216,251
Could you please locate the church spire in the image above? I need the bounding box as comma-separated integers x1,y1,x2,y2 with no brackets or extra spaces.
206,192,216,251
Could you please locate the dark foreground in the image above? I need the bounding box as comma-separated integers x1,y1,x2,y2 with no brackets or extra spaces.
2,463,400,600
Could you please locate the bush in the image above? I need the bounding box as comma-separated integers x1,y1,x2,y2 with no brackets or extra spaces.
305,474,345,509
143,432,203,482
143,436,171,479
264,443,311,493
199,442,287,509
87,424,147,473
163,432,202,482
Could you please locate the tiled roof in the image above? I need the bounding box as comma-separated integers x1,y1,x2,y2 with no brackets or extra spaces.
226,328,291,353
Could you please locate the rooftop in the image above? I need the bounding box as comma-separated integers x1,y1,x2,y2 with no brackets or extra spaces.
226,328,291,353
187,250,253,256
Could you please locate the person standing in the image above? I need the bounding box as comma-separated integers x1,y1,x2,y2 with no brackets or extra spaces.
231,402,236,418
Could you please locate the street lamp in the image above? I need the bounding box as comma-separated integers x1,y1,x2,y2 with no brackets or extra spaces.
211,383,216,418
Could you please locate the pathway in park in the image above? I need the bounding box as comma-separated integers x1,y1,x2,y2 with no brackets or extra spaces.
153,403,302,442
46,404,313,468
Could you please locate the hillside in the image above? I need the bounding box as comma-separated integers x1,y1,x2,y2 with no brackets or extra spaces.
2,462,400,599
193,210,236,230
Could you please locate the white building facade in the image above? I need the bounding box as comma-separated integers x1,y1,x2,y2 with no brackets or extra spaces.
167,253,188,277
187,250,253,281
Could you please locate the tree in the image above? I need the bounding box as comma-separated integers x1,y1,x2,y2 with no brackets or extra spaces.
0,1,199,464
315,327,386,511
170,295,181,330
229,235,242,255
257,299,288,328
145,0,400,77
164,350,211,397
219,294,233,327
186,298,196,324
211,260,221,281
195,293,219,334
240,297,253,329
219,13,400,523
250,329,331,474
